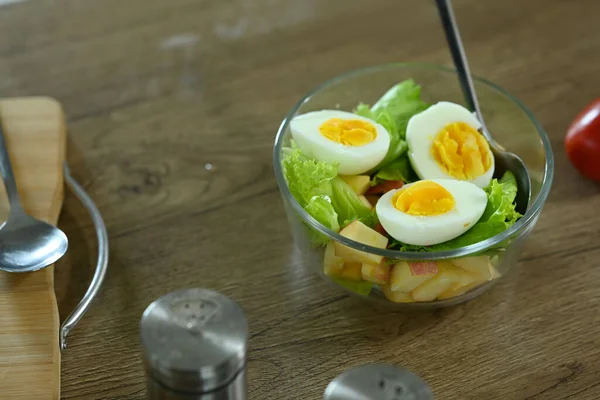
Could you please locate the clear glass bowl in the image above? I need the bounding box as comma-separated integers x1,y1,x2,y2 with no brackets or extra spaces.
273,63,554,308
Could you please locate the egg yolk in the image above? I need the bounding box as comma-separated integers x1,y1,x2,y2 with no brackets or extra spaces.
392,180,455,216
319,118,377,146
431,122,493,180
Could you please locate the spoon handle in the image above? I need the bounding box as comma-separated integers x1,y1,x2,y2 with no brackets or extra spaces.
0,119,23,211
435,0,487,129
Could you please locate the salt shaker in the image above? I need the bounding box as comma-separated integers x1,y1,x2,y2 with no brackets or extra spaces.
324,364,434,400
140,288,248,400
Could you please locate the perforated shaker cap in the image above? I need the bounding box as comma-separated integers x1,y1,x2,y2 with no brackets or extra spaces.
140,288,248,394
324,364,434,400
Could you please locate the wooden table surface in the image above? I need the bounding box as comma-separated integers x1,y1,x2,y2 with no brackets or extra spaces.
2,0,600,398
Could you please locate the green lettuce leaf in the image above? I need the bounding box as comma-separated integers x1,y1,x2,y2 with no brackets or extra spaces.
282,147,339,245
481,170,521,225
304,196,340,245
330,177,378,227
331,277,373,296
354,103,374,119
356,104,405,171
390,171,522,252
282,146,378,244
355,103,398,140
371,79,430,129
282,147,337,206
371,80,429,171
371,153,418,185
354,80,428,176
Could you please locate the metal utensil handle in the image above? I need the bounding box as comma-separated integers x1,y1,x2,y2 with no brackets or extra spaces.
60,162,109,351
0,118,23,210
435,0,492,138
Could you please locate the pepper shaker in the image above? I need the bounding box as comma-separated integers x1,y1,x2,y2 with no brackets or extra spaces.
324,364,434,400
140,288,248,400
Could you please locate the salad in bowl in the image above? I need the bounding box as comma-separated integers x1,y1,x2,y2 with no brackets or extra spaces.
274,65,552,306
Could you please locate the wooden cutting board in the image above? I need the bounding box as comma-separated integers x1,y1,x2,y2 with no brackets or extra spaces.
0,98,66,400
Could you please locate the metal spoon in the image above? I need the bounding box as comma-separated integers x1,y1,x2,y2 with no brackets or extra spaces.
0,118,68,273
435,0,531,214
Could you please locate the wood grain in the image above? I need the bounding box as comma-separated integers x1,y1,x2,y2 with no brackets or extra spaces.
0,98,66,400
1,0,600,398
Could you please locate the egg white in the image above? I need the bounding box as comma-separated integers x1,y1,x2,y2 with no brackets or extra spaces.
406,101,495,188
375,179,487,246
290,110,391,175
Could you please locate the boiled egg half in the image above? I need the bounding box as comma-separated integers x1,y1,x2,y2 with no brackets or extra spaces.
375,179,487,246
290,110,391,175
406,101,494,188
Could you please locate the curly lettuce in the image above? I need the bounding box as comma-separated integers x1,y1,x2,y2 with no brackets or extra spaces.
281,146,378,245
282,147,339,245
392,171,522,252
282,147,337,205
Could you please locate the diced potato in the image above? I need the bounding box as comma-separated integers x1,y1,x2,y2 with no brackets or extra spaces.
489,264,501,279
340,175,371,195
334,221,388,265
389,261,438,293
437,282,480,300
381,284,414,303
445,260,477,283
411,263,461,302
338,262,363,281
323,242,344,277
358,195,373,210
490,254,501,267
437,259,505,300
436,261,479,300
361,262,391,284
452,256,492,281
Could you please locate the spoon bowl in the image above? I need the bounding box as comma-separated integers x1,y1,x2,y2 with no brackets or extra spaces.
486,134,532,215
0,118,69,273
0,213,68,272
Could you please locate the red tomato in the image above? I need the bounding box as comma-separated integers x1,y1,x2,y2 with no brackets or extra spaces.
366,180,404,195
565,98,600,181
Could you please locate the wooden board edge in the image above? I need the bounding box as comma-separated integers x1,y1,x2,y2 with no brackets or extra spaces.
34,96,67,400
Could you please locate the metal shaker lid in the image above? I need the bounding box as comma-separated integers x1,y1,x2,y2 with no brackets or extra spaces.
324,364,434,400
140,288,248,394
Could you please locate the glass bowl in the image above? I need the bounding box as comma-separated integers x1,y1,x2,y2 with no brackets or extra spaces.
273,63,554,309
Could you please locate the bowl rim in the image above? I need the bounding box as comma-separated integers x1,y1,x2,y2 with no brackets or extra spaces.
273,62,554,260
